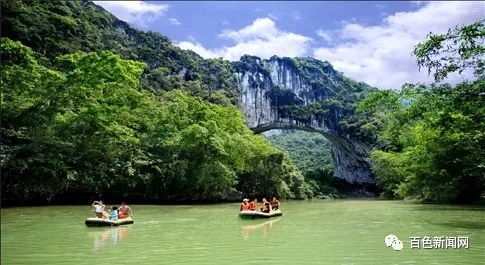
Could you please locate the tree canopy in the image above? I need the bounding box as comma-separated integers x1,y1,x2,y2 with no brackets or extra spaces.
359,21,485,203
1,38,311,204
414,19,484,82
1,1,483,204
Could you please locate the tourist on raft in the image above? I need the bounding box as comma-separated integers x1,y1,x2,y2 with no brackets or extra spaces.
118,202,132,219
271,197,280,210
108,206,118,220
92,200,105,218
260,198,272,213
249,198,258,211
240,199,250,211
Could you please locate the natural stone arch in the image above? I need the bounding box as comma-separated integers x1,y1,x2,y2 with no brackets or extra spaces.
236,56,375,184
250,121,374,184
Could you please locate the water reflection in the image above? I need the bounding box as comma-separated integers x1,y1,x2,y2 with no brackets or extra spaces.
241,218,281,239
89,226,130,251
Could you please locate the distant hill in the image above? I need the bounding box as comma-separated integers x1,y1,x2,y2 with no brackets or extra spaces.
1,0,375,113
1,0,240,104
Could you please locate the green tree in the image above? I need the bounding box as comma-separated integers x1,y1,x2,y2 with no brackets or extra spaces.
1,38,312,203
359,21,485,203
414,19,484,81
1,38,153,201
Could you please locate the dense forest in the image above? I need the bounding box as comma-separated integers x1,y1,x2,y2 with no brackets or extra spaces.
1,39,312,204
1,0,483,205
357,21,485,203
1,0,240,104
1,0,314,204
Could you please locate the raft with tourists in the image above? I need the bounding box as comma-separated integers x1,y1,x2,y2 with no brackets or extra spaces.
239,197,282,219
239,209,283,219
86,200,134,227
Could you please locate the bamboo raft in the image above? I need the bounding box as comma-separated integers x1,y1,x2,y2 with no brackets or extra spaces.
239,209,283,219
85,217,134,227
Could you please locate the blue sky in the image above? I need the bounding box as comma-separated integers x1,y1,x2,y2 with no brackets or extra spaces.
95,1,484,89
104,1,418,48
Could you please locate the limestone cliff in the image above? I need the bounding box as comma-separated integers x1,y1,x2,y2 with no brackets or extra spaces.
235,55,375,184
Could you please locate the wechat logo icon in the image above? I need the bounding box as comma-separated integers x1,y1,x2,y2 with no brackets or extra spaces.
385,234,403,251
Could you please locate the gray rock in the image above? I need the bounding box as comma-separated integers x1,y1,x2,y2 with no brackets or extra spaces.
236,56,375,184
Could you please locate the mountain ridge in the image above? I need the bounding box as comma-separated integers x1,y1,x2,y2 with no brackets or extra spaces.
2,0,378,184
1,0,375,102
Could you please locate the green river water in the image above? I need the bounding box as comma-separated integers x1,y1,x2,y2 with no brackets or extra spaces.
1,200,484,265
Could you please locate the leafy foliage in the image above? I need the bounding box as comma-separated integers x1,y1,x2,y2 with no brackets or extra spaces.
414,19,485,81
268,130,374,197
1,39,311,203
362,82,485,203
1,0,240,104
359,21,485,203
5,1,481,205
268,130,333,175
268,130,336,196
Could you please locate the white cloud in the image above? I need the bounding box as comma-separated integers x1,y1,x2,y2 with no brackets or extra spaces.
176,41,223,59
313,1,484,89
315,29,332,43
94,1,168,28
169,17,181,26
177,17,313,61
218,18,279,42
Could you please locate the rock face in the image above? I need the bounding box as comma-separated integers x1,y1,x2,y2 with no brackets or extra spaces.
236,56,375,184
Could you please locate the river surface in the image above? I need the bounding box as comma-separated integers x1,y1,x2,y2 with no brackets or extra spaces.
1,200,484,264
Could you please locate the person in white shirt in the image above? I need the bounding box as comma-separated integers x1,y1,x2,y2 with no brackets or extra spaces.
91,200,105,218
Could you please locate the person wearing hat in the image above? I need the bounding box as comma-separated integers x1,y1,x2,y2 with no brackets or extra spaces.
240,199,250,211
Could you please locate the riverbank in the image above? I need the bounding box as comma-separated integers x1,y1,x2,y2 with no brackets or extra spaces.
1,182,379,207
6,189,485,208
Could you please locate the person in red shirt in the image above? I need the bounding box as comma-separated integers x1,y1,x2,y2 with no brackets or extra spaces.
118,201,132,219
240,199,250,211
249,198,258,211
